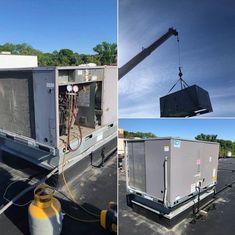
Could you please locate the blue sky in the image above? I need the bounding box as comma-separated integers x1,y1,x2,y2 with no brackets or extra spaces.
0,0,116,53
119,0,235,117
119,119,235,141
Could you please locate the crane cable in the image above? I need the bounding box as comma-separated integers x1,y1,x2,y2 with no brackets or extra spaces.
168,35,189,93
177,35,181,68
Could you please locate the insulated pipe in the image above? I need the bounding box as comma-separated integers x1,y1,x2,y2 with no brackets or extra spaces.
163,156,168,207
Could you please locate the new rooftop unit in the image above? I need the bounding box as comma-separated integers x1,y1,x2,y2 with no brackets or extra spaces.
125,137,219,218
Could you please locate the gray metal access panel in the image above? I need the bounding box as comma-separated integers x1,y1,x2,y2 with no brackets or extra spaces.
126,138,219,208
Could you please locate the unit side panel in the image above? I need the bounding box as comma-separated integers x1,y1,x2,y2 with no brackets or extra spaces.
0,70,35,138
200,143,219,187
127,141,146,192
127,142,135,189
33,71,57,147
170,140,201,205
145,139,170,201
101,67,117,126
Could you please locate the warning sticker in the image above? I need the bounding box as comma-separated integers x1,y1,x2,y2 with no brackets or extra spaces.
212,176,217,182
46,83,54,88
191,183,196,193
164,145,170,152
77,70,83,75
212,168,216,177
91,75,97,81
174,140,181,148
97,133,103,142
175,195,181,201
212,168,217,183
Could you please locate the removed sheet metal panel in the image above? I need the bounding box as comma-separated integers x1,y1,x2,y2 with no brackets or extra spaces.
33,70,57,147
102,67,117,126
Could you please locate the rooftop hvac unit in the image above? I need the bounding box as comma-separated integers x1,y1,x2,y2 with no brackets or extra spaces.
0,66,117,170
160,85,213,117
126,138,219,216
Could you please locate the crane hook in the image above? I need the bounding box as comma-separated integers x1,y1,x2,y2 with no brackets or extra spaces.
179,67,183,89
179,67,183,79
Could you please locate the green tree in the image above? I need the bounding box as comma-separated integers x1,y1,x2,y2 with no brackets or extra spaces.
93,42,117,65
0,43,41,56
195,133,235,158
38,53,56,66
195,134,218,142
0,42,117,66
124,131,156,139
57,49,77,66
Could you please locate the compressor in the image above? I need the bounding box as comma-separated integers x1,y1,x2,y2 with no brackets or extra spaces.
28,184,63,235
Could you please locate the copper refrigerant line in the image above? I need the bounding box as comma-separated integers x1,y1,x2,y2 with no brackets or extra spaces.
0,91,101,222
56,89,100,221
66,92,82,152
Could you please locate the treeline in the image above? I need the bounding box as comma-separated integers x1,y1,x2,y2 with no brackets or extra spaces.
122,131,234,157
124,131,157,139
195,134,235,157
0,42,117,66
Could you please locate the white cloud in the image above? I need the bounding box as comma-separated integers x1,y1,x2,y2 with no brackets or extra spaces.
119,102,159,118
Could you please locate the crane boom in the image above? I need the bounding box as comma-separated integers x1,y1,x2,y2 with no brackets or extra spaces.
119,27,178,80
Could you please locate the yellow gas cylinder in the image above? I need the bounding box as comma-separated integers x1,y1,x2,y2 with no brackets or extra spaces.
100,201,117,233
28,184,63,235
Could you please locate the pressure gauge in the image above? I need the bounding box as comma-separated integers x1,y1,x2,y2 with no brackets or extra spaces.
73,85,79,93
66,85,73,92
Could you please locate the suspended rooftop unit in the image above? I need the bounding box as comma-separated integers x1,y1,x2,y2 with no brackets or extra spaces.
160,85,213,117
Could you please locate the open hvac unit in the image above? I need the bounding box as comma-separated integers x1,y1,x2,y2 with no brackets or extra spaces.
0,66,117,171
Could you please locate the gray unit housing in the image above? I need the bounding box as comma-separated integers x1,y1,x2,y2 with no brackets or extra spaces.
160,85,213,117
126,138,219,208
0,66,117,170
